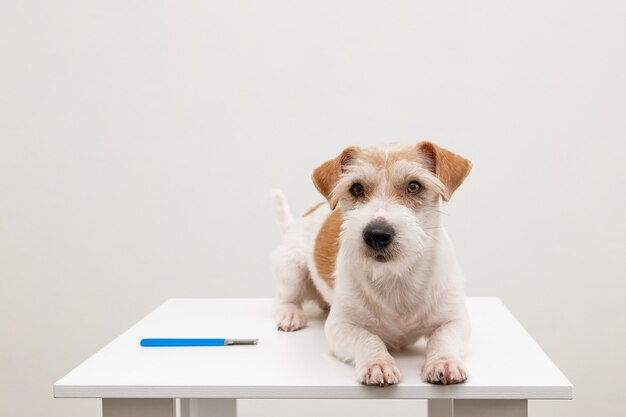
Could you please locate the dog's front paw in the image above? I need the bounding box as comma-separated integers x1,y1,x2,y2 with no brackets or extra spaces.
277,307,307,332
357,360,402,386
422,357,467,385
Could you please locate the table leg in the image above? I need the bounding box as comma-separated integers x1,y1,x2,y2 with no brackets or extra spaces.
428,399,453,417
428,399,528,417
180,399,237,417
102,399,175,417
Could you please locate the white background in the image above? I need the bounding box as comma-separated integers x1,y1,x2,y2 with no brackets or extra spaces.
1,1,625,416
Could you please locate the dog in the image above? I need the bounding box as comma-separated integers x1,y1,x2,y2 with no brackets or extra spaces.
271,141,472,386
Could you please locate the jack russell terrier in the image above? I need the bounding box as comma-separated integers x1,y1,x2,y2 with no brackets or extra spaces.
271,141,472,386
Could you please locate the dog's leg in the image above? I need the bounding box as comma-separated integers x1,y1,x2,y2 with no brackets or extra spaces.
272,246,309,332
422,317,470,385
325,320,401,386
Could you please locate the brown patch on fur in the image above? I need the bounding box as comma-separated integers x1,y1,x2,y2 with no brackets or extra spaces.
312,147,357,209
417,141,472,200
387,186,434,211
303,202,325,217
313,208,343,289
358,145,426,168
331,144,441,208
312,142,470,213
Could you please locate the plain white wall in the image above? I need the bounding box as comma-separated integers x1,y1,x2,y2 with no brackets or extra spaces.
1,1,625,416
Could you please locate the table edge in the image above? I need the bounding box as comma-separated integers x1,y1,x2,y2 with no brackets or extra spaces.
53,383,573,400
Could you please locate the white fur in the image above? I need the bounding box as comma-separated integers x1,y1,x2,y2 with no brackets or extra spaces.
271,155,470,386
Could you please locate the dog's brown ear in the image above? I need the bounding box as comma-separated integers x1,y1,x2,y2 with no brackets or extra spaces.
417,141,472,201
312,147,357,209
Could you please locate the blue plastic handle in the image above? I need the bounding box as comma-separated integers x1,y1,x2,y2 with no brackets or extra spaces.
140,338,226,347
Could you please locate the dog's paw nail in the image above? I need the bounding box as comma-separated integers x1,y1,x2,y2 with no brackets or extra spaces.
357,360,401,386
276,308,307,332
422,358,467,385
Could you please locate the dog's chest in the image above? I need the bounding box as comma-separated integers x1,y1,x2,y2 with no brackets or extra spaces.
364,299,441,348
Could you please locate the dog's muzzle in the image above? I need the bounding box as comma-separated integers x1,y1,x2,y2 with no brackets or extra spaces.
363,220,395,252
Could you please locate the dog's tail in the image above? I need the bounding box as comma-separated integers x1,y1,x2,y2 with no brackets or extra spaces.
271,189,294,232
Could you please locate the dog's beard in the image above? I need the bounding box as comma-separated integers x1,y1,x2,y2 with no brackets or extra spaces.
363,244,399,263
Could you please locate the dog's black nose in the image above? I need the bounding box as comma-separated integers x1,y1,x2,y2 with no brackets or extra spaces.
363,222,395,250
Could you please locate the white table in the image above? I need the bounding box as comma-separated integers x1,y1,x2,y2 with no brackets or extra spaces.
54,298,572,417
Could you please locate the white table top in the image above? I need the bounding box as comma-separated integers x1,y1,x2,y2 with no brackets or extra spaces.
54,297,572,400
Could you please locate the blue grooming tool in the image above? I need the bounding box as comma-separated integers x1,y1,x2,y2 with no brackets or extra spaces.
140,338,258,347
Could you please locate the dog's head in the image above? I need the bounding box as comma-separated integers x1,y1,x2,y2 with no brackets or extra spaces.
312,142,471,270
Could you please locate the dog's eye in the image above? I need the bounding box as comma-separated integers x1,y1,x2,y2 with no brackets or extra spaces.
350,183,365,197
407,181,421,194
